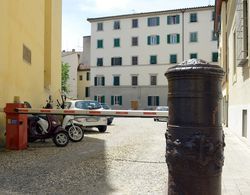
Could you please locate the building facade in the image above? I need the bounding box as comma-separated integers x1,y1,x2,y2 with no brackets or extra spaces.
77,36,91,100
62,50,81,98
0,0,62,144
87,6,218,109
215,0,250,142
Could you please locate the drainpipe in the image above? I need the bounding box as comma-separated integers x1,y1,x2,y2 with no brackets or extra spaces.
182,10,185,61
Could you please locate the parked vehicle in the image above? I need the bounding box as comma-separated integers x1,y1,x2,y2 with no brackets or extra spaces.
27,114,69,147
154,106,169,122
100,103,114,125
63,100,108,133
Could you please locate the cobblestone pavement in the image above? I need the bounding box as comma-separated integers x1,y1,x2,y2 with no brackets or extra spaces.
0,118,168,194
1,118,250,195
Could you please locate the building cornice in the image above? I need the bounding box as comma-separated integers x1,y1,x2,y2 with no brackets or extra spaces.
87,5,214,23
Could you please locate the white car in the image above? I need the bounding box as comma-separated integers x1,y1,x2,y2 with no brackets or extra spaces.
62,100,108,132
154,106,169,122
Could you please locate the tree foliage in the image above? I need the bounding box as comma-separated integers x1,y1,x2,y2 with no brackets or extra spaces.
61,62,70,94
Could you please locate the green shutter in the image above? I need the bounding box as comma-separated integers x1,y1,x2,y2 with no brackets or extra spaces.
102,77,105,86
119,96,122,105
167,16,171,24
147,36,150,45
157,35,160,44
102,96,105,103
148,96,152,106
177,34,180,43
156,97,159,106
94,77,97,86
111,96,114,105
176,15,180,24
167,35,170,43
94,96,97,101
157,17,160,25
147,18,150,26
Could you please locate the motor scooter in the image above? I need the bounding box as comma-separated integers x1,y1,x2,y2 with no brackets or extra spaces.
56,97,84,142
25,99,69,147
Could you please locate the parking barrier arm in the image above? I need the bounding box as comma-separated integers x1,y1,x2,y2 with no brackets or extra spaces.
13,108,168,118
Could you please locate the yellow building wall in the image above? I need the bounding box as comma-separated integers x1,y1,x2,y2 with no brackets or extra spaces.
0,0,62,145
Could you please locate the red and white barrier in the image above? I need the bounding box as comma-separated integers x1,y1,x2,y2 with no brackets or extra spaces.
13,108,168,118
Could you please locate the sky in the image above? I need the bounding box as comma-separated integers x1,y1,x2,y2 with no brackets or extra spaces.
62,0,215,51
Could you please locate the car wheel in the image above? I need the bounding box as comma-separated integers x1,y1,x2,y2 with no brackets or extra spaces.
67,125,84,142
98,125,107,133
53,131,69,147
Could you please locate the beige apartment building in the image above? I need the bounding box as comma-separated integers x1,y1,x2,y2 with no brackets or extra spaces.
215,0,250,142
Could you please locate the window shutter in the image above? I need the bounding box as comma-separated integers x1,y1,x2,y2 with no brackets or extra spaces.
157,17,160,25
102,77,105,86
102,96,105,103
177,34,180,43
94,96,97,101
111,96,114,105
148,96,152,106
157,35,160,44
156,96,159,106
167,35,170,43
119,96,122,105
94,77,97,86
147,18,150,26
167,16,171,24
147,36,151,45
176,15,180,24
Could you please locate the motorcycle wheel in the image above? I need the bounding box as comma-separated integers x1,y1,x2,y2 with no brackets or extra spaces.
67,125,84,142
52,131,69,147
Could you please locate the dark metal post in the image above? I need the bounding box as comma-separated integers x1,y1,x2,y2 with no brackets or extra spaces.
165,59,225,195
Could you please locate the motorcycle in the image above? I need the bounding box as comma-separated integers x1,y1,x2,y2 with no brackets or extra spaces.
25,99,69,147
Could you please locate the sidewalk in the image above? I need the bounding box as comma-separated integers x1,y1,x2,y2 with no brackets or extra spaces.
222,128,250,195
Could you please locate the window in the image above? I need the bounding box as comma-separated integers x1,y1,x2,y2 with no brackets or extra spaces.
190,13,197,22
85,87,89,97
190,32,198,42
97,23,103,31
94,76,105,86
150,55,157,64
170,54,177,64
111,96,122,105
212,11,215,21
114,38,120,47
132,37,138,46
113,20,120,29
150,75,157,86
86,72,90,80
131,75,138,86
167,34,180,44
132,19,138,28
79,75,83,80
132,56,138,65
111,57,122,66
97,58,103,66
94,95,105,103
113,76,120,86
212,52,218,62
97,40,103,48
212,31,218,41
167,15,180,24
148,17,160,26
190,53,197,59
147,35,160,45
148,96,159,106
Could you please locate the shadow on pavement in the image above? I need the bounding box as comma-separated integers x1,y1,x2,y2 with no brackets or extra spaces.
0,136,114,194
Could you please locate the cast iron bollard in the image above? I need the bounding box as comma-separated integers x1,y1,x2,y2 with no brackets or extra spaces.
165,59,225,195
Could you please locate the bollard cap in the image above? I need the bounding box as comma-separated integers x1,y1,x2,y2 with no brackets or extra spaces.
165,59,224,78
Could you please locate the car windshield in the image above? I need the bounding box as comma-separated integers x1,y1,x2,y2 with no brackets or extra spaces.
75,101,102,109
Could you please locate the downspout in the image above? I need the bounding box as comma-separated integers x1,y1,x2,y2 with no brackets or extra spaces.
182,10,185,61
